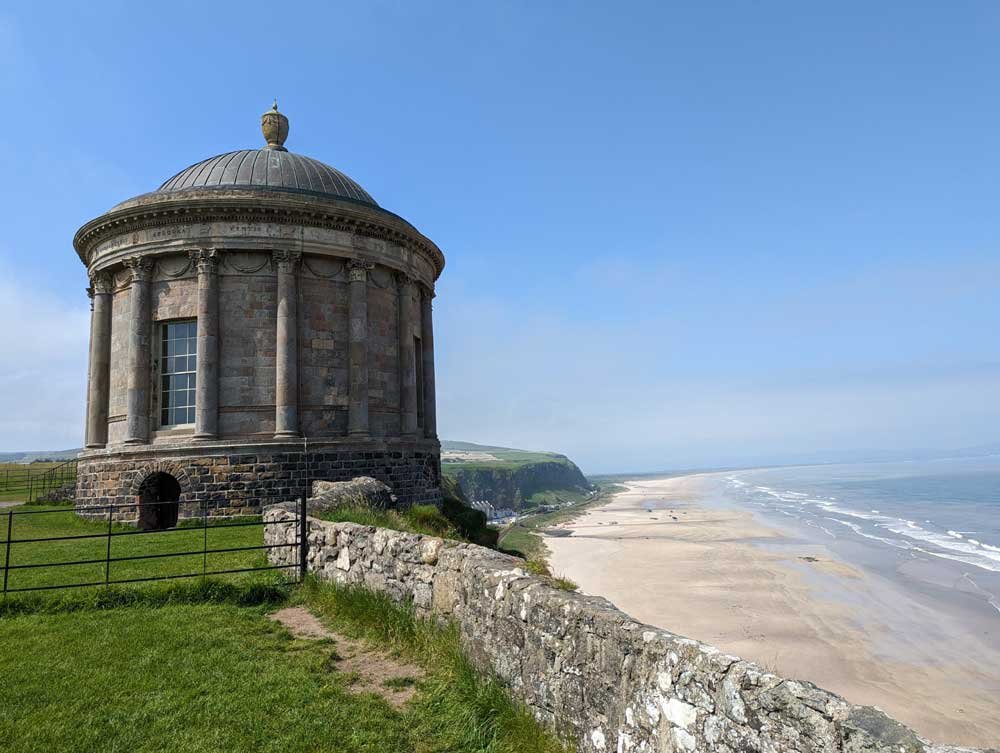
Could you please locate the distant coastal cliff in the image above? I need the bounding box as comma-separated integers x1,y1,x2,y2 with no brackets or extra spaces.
440,441,591,511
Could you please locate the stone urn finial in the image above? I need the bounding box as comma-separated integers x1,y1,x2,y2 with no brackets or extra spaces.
261,100,289,151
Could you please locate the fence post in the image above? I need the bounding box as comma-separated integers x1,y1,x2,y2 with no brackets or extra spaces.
3,510,12,596
203,498,209,576
299,495,308,580
105,505,113,584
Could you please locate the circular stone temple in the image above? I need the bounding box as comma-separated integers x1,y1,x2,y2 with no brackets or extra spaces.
74,104,443,524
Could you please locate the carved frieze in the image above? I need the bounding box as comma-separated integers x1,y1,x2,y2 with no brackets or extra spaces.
223,251,271,275
301,256,347,280
156,254,194,279
368,266,397,290
113,268,132,291
76,202,444,281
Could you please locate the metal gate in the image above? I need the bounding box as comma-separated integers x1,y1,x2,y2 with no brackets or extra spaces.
1,497,308,595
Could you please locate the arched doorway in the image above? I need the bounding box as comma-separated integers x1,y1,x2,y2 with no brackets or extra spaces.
137,472,181,530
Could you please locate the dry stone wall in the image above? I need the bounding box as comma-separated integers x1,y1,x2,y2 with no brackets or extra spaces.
264,507,989,753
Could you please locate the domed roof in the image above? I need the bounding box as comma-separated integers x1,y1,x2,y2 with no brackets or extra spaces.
156,149,378,207
154,102,377,207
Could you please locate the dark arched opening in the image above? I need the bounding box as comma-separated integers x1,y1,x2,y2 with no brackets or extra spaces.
137,472,181,530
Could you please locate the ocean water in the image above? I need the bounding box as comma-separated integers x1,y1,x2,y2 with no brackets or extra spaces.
711,457,1000,619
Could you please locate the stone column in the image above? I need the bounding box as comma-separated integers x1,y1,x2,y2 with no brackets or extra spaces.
85,272,113,448
124,256,153,445
397,273,418,437
420,285,438,439
274,250,301,438
191,249,219,440
348,260,373,437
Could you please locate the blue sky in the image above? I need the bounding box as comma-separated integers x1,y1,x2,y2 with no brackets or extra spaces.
1,1,998,472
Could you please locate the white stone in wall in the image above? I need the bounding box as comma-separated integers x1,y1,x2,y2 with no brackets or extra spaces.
663,699,697,730
336,546,351,571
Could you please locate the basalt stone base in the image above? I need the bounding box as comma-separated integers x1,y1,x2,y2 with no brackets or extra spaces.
75,438,441,523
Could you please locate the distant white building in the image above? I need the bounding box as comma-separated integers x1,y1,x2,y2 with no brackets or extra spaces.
468,499,515,521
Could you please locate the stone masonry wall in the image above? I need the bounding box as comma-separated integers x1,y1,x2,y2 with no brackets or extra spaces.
219,271,278,437
299,275,350,438
264,510,987,753
76,442,441,521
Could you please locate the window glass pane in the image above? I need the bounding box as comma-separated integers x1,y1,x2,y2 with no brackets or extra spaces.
160,319,198,426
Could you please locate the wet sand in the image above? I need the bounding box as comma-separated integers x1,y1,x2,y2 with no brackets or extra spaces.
544,475,1000,748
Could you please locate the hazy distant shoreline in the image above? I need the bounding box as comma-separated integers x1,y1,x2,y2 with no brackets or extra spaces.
545,472,1000,748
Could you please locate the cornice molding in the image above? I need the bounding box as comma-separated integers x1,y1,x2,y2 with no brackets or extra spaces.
74,193,445,279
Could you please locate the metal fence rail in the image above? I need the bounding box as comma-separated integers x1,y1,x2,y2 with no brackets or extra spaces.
0,497,308,596
0,459,78,501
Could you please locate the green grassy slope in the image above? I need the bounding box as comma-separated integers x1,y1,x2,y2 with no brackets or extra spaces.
0,503,566,753
0,581,566,753
440,440,591,511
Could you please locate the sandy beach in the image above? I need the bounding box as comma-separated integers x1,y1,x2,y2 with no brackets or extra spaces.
544,475,1000,748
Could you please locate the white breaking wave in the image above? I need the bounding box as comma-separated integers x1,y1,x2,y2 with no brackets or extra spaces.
737,479,1000,574
885,524,1000,573
823,517,914,550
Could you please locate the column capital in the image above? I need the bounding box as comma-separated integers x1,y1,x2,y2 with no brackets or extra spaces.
394,271,415,290
189,248,219,274
124,256,153,283
272,249,302,273
88,271,114,296
420,283,436,302
348,259,375,282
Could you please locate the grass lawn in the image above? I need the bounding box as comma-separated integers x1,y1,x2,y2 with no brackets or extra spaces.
1,505,277,593
0,503,566,752
440,452,576,475
0,462,76,503
0,599,409,753
316,503,464,540
0,580,566,753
